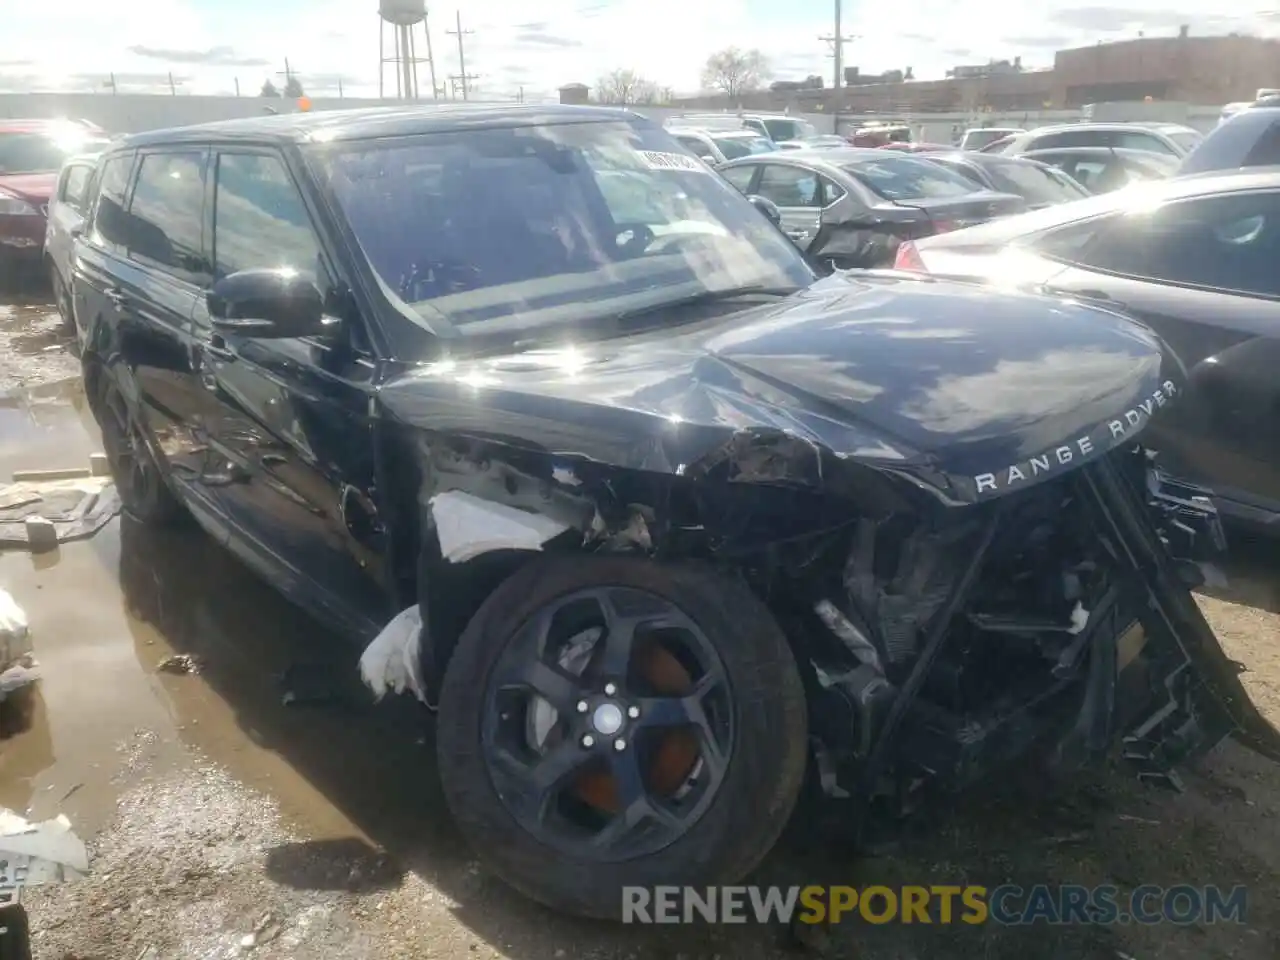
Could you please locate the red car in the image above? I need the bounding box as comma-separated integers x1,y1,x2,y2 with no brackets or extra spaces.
0,119,110,280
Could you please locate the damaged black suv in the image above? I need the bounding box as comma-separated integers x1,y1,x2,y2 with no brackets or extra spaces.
72,104,1276,920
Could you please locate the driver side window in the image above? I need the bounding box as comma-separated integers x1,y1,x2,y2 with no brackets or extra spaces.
213,152,322,281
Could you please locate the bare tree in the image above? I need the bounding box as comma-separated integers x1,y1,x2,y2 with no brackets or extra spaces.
283,74,306,98
701,47,770,100
594,68,658,105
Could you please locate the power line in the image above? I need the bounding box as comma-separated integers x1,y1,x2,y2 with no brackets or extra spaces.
446,10,477,100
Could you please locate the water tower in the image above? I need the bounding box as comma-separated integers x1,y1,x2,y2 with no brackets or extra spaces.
379,0,438,99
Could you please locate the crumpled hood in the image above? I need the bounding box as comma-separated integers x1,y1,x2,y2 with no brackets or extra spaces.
380,273,1185,504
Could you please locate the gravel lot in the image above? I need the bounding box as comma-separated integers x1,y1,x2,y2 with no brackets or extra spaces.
1,292,1277,960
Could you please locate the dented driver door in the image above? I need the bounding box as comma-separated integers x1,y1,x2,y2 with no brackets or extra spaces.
191,148,390,640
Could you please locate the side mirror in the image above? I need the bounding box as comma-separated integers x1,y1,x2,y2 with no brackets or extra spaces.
68,222,84,240
206,268,329,339
747,194,782,226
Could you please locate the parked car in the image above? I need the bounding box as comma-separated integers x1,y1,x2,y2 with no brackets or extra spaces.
1020,146,1180,193
894,168,1280,530
716,148,1026,271
666,126,777,166
1178,106,1280,175
0,120,111,280
850,123,911,147
71,104,1274,922
922,151,1090,208
45,152,104,336
667,112,817,143
992,122,1202,159
877,141,952,153
778,135,850,150
958,126,1025,151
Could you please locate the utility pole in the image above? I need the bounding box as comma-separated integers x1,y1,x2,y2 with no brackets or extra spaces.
276,57,297,96
446,10,475,100
234,77,241,97
819,0,853,134
168,71,177,96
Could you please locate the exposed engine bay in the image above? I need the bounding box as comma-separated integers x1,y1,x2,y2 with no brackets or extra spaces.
796,445,1257,823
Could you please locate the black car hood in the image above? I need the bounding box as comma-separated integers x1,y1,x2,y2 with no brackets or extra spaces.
379,272,1185,505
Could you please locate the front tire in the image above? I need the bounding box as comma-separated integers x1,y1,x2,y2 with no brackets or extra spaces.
93,367,183,526
436,554,808,919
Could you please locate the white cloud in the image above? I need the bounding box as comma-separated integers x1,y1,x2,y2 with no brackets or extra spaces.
0,0,1274,101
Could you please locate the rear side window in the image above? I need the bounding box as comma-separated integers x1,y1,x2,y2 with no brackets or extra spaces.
127,152,208,280
89,154,134,254
1243,122,1280,167
840,156,976,201
928,157,987,188
1042,191,1280,298
675,135,714,160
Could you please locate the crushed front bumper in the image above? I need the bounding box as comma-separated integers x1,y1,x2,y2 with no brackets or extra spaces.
1079,455,1280,782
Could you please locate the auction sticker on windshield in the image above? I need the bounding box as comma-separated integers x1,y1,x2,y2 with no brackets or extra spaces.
638,151,711,173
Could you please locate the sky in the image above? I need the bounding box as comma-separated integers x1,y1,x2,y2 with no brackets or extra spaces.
0,0,1276,102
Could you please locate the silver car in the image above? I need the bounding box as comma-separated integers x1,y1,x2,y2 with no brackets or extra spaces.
44,151,102,338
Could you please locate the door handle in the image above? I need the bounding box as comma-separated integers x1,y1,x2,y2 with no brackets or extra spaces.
785,229,811,241
105,287,127,306
203,335,237,362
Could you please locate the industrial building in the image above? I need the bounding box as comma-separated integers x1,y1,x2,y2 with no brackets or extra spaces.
649,32,1280,113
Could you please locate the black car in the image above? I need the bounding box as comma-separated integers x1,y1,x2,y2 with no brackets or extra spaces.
900,168,1280,531
71,105,1275,921
921,151,1090,208
717,148,1026,272
1020,146,1180,194
1179,106,1280,175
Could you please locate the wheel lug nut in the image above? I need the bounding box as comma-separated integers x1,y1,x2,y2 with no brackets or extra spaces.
576,700,588,713
614,739,627,751
604,683,617,696
582,734,595,748
627,706,640,719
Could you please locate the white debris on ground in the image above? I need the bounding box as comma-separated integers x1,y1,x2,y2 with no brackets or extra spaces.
430,490,570,564
359,605,427,704
0,585,37,702
0,460,121,551
0,808,89,888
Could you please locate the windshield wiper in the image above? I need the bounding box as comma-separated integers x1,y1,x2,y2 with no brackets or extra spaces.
607,285,802,323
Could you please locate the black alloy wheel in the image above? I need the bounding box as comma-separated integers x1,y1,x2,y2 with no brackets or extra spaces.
94,372,182,525
437,555,808,919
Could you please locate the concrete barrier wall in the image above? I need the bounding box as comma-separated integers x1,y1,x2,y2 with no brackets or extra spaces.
0,92,1223,138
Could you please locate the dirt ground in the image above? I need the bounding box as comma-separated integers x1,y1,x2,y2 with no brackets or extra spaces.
0,292,1277,960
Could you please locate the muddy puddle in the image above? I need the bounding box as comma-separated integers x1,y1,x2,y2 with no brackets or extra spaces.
0,299,80,395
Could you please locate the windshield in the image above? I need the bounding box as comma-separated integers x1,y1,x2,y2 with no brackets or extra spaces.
311,121,812,338
762,118,816,141
713,134,776,159
840,155,980,201
0,130,110,174
983,157,1090,203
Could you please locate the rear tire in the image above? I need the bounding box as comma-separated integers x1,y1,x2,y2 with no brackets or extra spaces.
50,265,74,336
435,554,808,919
92,367,184,526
